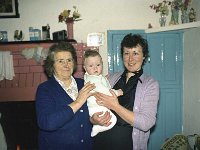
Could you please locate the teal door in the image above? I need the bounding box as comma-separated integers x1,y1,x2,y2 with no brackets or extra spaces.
107,30,183,150
147,32,183,150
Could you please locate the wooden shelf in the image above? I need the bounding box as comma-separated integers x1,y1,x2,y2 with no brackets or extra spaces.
0,39,77,45
145,21,200,33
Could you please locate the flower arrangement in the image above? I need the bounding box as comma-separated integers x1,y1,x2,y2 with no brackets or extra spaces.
58,6,81,23
150,0,172,16
173,0,192,11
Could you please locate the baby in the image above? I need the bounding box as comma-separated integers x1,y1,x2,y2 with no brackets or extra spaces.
83,50,123,137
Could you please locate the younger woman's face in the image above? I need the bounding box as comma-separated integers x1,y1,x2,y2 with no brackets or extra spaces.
84,55,103,76
123,45,145,73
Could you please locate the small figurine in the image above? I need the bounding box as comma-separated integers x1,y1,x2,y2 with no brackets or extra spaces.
189,8,196,22
148,23,152,29
169,0,179,25
14,30,23,41
181,10,189,24
46,24,51,40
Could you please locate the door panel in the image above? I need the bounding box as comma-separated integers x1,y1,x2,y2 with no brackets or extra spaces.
148,88,182,150
147,33,182,87
163,36,182,86
147,36,163,80
147,32,183,149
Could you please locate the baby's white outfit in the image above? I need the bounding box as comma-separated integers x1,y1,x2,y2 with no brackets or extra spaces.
84,73,120,137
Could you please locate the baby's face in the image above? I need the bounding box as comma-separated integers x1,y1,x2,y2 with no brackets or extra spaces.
84,56,103,75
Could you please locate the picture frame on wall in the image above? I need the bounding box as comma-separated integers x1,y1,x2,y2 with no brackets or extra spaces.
0,0,20,18
87,32,105,47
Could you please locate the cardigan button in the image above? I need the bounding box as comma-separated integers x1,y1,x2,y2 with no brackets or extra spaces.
80,109,83,112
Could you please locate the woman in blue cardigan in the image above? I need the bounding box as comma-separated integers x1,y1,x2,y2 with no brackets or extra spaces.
35,42,95,150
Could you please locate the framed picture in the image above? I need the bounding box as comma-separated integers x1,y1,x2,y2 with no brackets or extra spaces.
0,0,20,18
87,32,105,47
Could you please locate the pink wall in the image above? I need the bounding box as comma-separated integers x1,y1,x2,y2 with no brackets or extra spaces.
0,42,96,102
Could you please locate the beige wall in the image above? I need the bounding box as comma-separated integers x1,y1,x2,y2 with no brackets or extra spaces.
2,0,199,75
183,28,200,135
191,0,200,21
0,0,199,74
0,0,200,141
0,0,163,75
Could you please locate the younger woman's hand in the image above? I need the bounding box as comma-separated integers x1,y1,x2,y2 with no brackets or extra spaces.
94,90,119,110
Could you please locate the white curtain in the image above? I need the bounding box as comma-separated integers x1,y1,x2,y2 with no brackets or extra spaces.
0,51,15,81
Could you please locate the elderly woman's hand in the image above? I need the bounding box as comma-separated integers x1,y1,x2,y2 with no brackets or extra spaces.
69,82,95,113
76,82,95,103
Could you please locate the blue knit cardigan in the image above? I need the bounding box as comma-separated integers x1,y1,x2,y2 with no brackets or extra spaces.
36,76,93,150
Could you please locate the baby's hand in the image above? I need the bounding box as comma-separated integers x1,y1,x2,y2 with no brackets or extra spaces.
118,89,123,96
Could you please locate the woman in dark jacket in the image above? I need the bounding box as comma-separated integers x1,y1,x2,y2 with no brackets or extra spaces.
92,34,159,150
36,42,95,150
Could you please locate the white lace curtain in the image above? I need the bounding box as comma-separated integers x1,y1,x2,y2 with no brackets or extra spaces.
0,51,15,81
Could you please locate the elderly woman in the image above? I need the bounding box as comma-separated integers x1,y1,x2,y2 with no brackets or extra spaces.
35,42,95,150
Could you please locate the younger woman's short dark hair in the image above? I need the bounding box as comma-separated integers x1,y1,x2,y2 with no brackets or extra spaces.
44,42,77,77
121,33,149,65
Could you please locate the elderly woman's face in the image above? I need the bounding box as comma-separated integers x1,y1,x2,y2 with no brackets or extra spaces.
123,45,144,73
53,51,74,80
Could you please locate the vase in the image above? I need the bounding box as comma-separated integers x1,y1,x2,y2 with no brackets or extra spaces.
66,21,74,39
159,14,166,27
14,30,24,41
181,10,189,24
170,9,179,25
